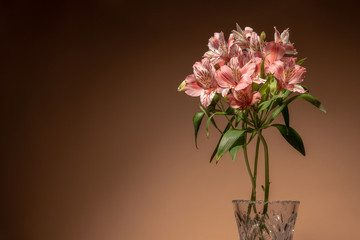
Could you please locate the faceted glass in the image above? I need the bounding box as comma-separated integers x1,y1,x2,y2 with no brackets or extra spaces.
232,200,300,240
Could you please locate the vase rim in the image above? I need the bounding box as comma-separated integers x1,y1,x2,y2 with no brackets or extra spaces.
232,200,300,204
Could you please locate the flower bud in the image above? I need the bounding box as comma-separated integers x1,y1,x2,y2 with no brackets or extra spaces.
177,80,186,92
260,31,266,42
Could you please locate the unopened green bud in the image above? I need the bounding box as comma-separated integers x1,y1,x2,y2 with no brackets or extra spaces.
260,31,266,42
177,80,186,92
269,77,278,95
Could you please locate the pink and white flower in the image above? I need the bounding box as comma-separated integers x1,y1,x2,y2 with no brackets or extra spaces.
271,58,306,93
204,32,240,66
232,24,254,49
227,85,261,110
249,32,262,53
274,27,297,55
263,41,286,74
236,51,263,80
184,58,219,107
181,25,307,108
216,57,256,96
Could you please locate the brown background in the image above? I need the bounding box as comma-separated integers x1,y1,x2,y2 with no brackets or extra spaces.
1,0,359,239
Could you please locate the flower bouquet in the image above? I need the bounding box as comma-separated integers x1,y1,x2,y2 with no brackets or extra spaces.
178,24,325,239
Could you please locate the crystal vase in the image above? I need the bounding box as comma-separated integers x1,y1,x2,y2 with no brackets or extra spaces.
232,200,300,240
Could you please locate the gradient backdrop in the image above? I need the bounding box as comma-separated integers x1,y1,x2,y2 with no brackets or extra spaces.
1,0,359,239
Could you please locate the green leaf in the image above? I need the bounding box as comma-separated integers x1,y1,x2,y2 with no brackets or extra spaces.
258,95,280,112
281,90,292,99
259,80,270,102
193,112,205,149
260,53,271,79
300,94,326,112
268,93,326,124
300,85,309,93
216,129,247,160
282,105,290,130
258,99,272,112
210,141,220,163
259,79,269,96
296,58,307,65
210,117,234,163
272,124,306,156
229,134,246,161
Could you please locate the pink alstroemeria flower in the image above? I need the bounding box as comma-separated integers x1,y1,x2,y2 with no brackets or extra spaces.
204,32,240,66
216,57,256,96
272,58,306,93
227,85,261,110
184,58,219,107
263,41,286,74
232,24,253,49
274,27,297,55
237,51,262,79
249,32,262,53
250,56,266,84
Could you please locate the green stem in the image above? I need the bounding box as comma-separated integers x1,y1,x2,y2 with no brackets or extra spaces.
240,111,255,127
258,131,270,214
249,111,255,123
243,139,255,193
259,108,264,121
254,111,261,130
218,102,235,129
242,122,255,196
243,138,257,217
261,101,274,125
248,136,261,214
253,136,260,192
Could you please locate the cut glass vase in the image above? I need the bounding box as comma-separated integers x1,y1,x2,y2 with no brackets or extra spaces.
232,200,300,240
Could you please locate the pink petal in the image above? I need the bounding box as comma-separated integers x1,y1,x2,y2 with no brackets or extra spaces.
288,65,306,85
249,32,261,52
217,88,229,97
227,94,241,109
216,65,236,88
274,26,281,43
229,57,240,70
193,61,208,80
285,44,298,55
244,27,253,39
235,75,252,91
292,85,306,93
184,81,203,97
200,90,216,107
253,57,262,75
228,33,235,48
264,42,285,64
208,33,220,50
252,76,266,84
240,60,256,76
250,91,261,105
280,28,290,43
269,60,284,80
185,74,196,84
